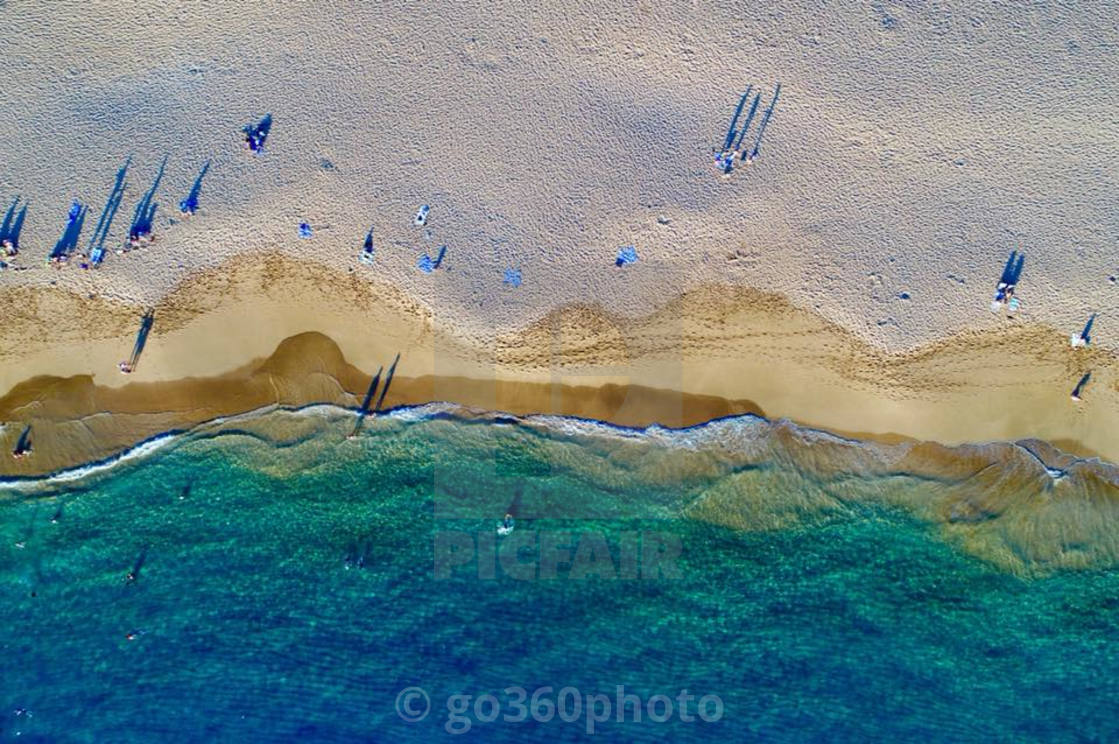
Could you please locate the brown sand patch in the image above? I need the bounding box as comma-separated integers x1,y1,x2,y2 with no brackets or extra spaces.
1,252,1117,477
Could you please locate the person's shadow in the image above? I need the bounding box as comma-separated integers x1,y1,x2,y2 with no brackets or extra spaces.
1079,314,1096,344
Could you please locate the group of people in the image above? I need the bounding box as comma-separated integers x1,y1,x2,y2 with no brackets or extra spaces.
714,82,781,176
989,250,1098,402
243,114,272,154
8,118,239,273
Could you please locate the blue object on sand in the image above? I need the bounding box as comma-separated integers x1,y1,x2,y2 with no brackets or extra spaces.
503,267,522,287
298,222,313,239
243,114,272,154
50,202,87,261
418,246,447,274
180,160,209,215
359,229,375,265
615,246,638,267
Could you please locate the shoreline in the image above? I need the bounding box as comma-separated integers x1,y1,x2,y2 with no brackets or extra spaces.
7,360,1111,487
0,331,769,480
5,395,1118,576
2,253,1117,478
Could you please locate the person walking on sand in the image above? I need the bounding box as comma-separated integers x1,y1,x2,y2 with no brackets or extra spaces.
120,311,155,374
1071,372,1091,402
1071,314,1096,348
11,424,31,459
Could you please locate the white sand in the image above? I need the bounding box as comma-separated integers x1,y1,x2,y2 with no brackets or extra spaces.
0,1,1116,351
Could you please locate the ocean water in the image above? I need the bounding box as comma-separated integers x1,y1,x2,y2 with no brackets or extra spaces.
1,408,1118,743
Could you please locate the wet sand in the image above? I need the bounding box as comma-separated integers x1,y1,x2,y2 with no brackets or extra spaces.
1,253,1116,478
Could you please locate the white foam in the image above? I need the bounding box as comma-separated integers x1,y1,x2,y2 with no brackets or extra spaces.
0,431,180,493
385,401,469,422
8,401,1100,493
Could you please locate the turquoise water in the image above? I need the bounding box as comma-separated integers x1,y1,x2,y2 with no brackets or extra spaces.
1,409,1118,742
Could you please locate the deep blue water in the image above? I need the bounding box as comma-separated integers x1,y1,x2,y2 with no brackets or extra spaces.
1,412,1117,742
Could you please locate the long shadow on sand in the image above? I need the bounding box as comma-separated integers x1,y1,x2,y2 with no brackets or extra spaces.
129,157,167,242
180,160,210,215
1,196,27,255
998,250,1026,286
747,83,781,161
120,310,155,373
89,157,130,263
50,203,87,262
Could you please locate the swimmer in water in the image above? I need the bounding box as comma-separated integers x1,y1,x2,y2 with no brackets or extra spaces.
126,546,148,582
498,485,523,536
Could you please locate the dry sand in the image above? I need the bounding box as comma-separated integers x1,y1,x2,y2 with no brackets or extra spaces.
0,2,1116,348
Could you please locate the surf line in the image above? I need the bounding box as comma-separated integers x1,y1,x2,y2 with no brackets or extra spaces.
349,352,401,438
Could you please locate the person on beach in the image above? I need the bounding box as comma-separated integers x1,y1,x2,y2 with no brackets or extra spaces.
120,311,155,374
1,197,26,256
243,114,272,153
126,225,157,251
179,160,209,216
11,425,31,459
1071,314,1096,348
991,251,1025,312
1071,372,1091,402
359,229,375,266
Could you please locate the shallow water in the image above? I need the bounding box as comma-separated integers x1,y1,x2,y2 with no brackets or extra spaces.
1,409,1118,742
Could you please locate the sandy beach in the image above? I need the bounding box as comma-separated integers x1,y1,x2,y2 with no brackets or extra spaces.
1,252,1115,480
0,2,1116,477
7,7,1119,739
